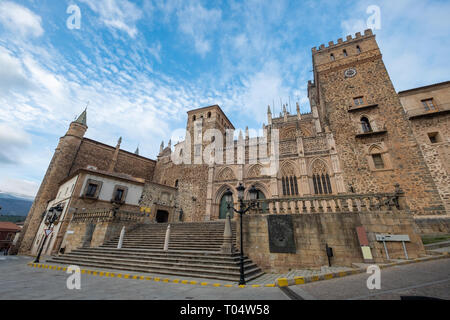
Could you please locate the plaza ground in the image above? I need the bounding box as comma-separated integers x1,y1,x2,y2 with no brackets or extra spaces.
0,255,449,300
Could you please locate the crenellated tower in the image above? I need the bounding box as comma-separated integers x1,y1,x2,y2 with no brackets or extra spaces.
309,29,445,214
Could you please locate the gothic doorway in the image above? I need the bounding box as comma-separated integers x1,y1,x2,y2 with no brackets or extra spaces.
156,210,169,223
219,194,233,219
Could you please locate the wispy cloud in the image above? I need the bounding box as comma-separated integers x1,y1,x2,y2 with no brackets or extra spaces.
0,1,44,38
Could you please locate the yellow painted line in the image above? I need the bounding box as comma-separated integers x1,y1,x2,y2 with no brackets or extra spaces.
212,283,221,287
324,274,333,280
105,272,110,277
57,266,62,271
265,284,276,287
224,284,234,288
201,282,209,286
238,285,246,288
172,279,180,283
110,273,116,278
338,271,347,277
81,270,86,274
99,272,105,277
154,277,160,282
139,276,145,280
92,271,98,276
117,274,123,278
124,274,130,279
252,285,261,288
277,278,289,287
62,267,67,271
181,280,189,284
145,277,152,280
311,276,319,282
163,278,170,283
294,277,305,285
132,275,139,280
190,281,198,285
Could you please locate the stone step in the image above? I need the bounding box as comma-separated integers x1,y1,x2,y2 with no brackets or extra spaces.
72,247,244,258
100,245,221,251
66,251,254,265
50,254,256,270
46,258,263,282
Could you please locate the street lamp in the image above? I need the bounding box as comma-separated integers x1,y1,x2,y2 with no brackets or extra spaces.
225,183,258,285
34,205,63,263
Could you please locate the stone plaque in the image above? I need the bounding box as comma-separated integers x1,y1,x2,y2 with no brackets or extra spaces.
267,215,296,253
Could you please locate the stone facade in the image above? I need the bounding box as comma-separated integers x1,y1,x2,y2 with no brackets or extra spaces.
19,29,449,258
398,81,450,212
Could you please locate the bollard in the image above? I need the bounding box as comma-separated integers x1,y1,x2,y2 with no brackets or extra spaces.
163,224,171,251
117,226,125,249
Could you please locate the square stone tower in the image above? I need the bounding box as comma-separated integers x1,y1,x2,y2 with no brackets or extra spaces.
309,29,445,215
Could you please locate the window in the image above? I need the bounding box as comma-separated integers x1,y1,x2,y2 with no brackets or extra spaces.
330,53,335,61
427,132,441,144
193,115,196,121
282,176,299,196
361,117,372,133
356,45,361,53
114,188,124,202
372,154,384,169
421,98,436,111
175,179,179,187
343,49,348,57
207,111,211,118
112,185,128,203
86,183,97,197
313,174,332,194
353,97,364,106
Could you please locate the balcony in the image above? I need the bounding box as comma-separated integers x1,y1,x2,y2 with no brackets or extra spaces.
347,103,378,112
405,102,450,120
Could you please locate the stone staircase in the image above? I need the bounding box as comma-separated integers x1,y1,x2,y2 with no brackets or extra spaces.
47,221,264,282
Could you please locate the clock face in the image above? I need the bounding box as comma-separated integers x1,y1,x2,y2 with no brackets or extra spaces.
344,68,357,78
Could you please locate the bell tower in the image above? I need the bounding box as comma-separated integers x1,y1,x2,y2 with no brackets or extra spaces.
309,29,445,214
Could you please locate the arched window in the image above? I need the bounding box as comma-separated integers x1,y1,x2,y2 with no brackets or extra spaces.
369,146,385,169
207,111,211,118
311,160,332,195
330,53,335,61
356,45,361,53
343,49,348,57
281,163,299,197
361,117,372,133
282,176,299,196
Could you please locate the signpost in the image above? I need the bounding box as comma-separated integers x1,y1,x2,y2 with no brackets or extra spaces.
376,234,410,260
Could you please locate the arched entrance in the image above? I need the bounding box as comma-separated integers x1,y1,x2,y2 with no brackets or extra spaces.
219,194,233,219
156,210,169,223
255,189,268,212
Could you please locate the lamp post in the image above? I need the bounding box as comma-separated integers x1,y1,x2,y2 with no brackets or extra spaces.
224,183,258,285
34,205,63,263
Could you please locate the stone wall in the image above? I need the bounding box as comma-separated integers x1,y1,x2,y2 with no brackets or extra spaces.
414,215,450,235
62,218,141,253
238,211,425,273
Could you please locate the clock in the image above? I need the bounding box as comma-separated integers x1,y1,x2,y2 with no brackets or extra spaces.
344,68,357,78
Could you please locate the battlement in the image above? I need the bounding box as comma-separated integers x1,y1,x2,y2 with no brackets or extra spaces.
312,29,373,53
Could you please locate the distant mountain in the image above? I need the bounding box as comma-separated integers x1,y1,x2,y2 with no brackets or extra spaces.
0,192,34,217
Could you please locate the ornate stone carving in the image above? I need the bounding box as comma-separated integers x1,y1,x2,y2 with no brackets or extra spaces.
247,164,262,178
311,159,328,174
280,141,297,155
303,136,327,152
216,167,236,181
281,162,296,176
280,127,296,141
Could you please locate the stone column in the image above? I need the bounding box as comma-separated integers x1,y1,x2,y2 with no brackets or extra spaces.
221,213,235,254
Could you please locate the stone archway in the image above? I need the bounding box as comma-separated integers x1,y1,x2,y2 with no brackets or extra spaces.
155,210,169,223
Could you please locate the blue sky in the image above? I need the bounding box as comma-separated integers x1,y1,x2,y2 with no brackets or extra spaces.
0,0,449,197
